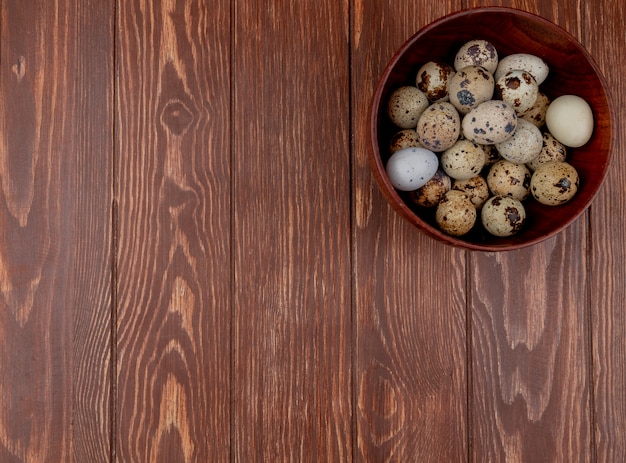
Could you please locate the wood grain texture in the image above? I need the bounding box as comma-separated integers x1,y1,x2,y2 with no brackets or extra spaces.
232,1,352,461
115,0,231,461
465,0,592,461
352,1,468,461
0,0,113,461
585,1,626,461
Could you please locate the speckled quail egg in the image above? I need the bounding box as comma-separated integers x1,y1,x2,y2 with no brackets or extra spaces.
495,70,538,115
441,139,486,180
435,190,477,236
389,129,421,154
409,169,452,207
495,53,549,85
416,61,456,102
480,144,501,166
454,39,499,74
462,100,517,145
387,86,430,129
526,132,567,171
385,147,439,191
530,161,580,205
545,95,594,147
487,160,532,201
453,175,490,209
495,119,543,164
416,102,461,152
520,92,550,128
481,195,527,237
449,65,495,114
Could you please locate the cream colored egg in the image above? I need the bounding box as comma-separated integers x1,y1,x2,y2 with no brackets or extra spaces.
545,95,594,147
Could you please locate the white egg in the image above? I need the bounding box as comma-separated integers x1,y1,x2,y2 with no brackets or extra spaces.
545,95,594,147
385,147,439,191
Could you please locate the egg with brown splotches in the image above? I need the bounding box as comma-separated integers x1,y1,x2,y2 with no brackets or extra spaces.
530,161,579,205
462,100,517,145
526,132,567,171
520,92,550,128
495,70,538,115
495,53,549,85
435,190,477,236
449,65,495,114
487,160,532,201
389,129,421,154
453,175,490,209
416,102,461,152
441,139,486,180
495,119,543,164
409,169,452,207
454,39,499,74
416,61,456,102
387,86,430,129
481,195,527,237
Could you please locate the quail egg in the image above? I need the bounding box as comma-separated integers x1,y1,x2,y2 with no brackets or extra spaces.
435,190,477,236
416,61,456,102
530,161,580,205
387,86,430,129
462,100,517,144
526,132,567,171
416,102,461,152
494,53,549,85
495,119,543,164
453,175,490,209
389,129,422,154
481,195,527,237
487,160,532,201
454,39,499,74
449,65,495,114
441,139,486,180
495,70,538,115
409,169,452,207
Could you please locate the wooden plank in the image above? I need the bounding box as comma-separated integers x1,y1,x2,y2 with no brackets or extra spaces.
585,0,626,460
465,1,592,461
352,1,468,461
0,0,113,461
115,0,231,460
232,1,352,461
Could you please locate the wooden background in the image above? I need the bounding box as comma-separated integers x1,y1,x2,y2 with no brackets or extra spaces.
0,0,624,461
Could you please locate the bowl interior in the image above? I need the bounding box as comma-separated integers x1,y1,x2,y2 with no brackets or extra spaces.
371,7,614,251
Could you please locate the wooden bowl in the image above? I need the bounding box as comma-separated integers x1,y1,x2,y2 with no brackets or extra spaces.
370,7,614,251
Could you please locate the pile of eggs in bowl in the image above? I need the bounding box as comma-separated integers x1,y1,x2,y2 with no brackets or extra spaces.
385,39,594,237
